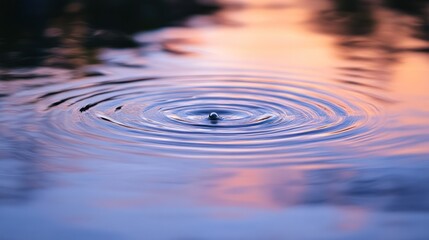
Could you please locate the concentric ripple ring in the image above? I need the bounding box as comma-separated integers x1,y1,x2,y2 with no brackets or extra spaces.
37,73,381,166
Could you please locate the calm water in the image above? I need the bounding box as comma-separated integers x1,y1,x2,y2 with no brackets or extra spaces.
1,0,429,239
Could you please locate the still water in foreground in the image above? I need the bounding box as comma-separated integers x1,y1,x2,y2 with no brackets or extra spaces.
1,0,429,239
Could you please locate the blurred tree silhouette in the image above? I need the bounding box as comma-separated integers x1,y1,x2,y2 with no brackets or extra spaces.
313,0,429,91
384,0,428,15
317,0,375,36
0,0,220,68
314,0,429,48
316,0,429,40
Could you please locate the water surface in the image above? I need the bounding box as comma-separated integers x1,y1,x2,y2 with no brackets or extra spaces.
1,0,429,239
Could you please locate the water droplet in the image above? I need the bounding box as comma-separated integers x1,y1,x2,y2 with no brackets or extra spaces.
208,112,220,120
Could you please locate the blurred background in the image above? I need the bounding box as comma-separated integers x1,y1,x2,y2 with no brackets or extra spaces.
0,0,220,69
0,0,427,70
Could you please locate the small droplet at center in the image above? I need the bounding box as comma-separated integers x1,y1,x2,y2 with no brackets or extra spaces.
208,112,220,120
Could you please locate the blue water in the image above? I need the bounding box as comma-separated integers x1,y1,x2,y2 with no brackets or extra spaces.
1,1,429,239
